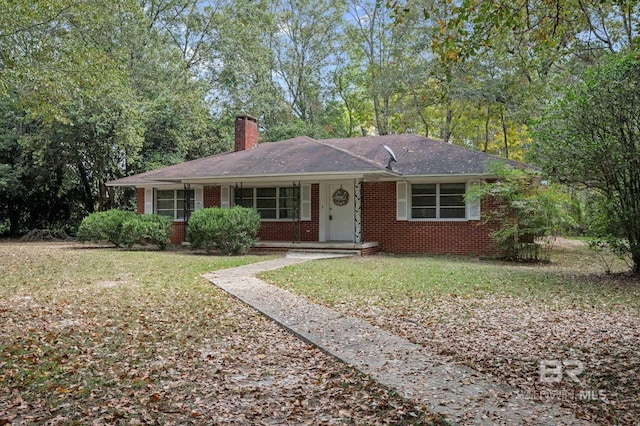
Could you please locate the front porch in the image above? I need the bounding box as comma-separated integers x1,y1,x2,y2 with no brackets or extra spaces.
252,240,379,256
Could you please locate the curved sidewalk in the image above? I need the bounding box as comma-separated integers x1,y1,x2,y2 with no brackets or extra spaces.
204,254,590,425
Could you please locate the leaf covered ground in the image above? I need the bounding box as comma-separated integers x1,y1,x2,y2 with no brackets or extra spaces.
263,240,640,425
0,242,442,425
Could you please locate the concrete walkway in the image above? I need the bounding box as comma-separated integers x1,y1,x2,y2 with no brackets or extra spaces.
204,254,590,425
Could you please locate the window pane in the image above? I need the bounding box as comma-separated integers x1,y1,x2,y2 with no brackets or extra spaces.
412,184,436,195
279,208,295,219
256,198,276,209
279,187,296,197
176,190,195,199
412,207,436,218
440,195,465,207
412,195,436,207
178,200,192,212
234,187,254,208
278,187,297,220
257,187,276,197
236,199,254,208
157,190,174,200
258,209,277,219
440,183,465,194
157,210,174,218
440,207,466,219
157,200,174,210
236,188,253,198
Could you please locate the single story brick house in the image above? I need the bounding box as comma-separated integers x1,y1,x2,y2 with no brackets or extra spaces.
107,115,528,255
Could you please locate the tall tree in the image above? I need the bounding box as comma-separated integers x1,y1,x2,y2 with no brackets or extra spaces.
0,0,219,231
345,0,401,135
534,50,640,273
269,0,345,123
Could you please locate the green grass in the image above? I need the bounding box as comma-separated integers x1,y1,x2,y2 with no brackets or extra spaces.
261,243,640,311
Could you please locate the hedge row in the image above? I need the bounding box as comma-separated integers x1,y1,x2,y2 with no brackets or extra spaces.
187,206,260,255
77,210,172,250
77,206,261,255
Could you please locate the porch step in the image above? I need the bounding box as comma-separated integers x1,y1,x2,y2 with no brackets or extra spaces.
252,241,379,256
286,249,359,258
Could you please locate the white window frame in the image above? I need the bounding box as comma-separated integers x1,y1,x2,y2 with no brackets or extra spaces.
232,186,302,222
409,182,468,221
155,188,194,221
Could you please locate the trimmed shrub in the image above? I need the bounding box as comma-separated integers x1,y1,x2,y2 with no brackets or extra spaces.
188,206,260,255
77,209,136,246
120,214,173,250
77,210,172,250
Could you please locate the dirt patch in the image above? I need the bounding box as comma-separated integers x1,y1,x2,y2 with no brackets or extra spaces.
96,280,129,288
553,237,587,249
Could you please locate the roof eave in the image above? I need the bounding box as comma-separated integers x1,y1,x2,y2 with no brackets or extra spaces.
106,169,399,187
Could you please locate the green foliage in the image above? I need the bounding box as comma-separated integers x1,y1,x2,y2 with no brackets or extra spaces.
4,0,640,240
467,163,574,261
120,214,173,250
77,210,171,250
0,0,221,233
188,207,261,255
587,237,633,274
77,210,136,247
534,50,640,273
0,219,9,236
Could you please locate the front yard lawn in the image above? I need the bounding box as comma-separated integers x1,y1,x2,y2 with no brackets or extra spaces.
262,240,640,425
0,242,441,425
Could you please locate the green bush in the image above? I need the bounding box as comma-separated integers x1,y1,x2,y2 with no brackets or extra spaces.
188,206,260,255
120,214,173,250
466,163,574,262
77,209,136,246
77,210,172,250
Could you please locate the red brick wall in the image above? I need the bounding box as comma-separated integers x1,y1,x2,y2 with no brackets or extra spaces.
144,181,500,254
136,188,145,214
362,182,500,255
204,186,219,208
234,115,258,152
169,222,187,244
256,184,319,241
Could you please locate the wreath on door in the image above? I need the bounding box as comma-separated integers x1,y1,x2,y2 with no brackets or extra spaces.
332,188,349,206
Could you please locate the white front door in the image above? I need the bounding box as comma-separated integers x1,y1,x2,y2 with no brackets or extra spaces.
328,182,354,241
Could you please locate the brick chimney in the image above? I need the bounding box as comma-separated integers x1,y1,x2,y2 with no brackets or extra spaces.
234,115,258,152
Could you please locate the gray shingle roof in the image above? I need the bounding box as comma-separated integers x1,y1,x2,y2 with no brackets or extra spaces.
107,134,531,186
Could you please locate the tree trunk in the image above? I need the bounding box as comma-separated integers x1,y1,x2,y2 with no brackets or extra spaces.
76,161,95,214
8,202,20,237
501,105,509,159
442,97,452,143
411,92,429,137
484,104,490,152
373,93,387,135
